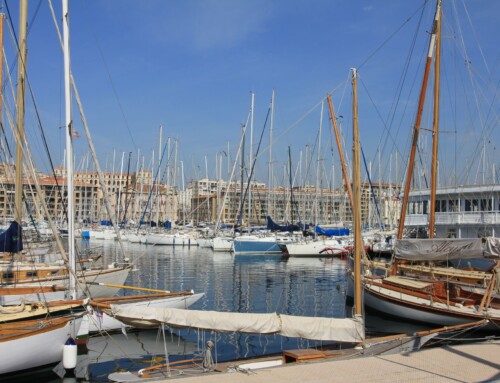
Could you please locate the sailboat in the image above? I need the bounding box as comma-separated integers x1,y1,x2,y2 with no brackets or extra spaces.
0,2,84,376
357,0,500,330
283,96,352,258
103,69,486,382
1,0,203,339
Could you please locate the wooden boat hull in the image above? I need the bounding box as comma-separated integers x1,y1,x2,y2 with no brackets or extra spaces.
0,315,83,375
3,266,132,302
353,277,500,331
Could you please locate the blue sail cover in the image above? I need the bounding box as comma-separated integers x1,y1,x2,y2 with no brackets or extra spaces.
267,216,305,232
0,221,23,252
315,225,349,237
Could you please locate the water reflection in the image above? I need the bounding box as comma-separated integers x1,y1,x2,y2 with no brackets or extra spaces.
9,240,431,382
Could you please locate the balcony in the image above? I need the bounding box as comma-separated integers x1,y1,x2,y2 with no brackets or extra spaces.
405,211,500,226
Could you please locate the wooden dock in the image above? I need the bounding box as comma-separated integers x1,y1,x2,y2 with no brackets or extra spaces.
149,340,500,383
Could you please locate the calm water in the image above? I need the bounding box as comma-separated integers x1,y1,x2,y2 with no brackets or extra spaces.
6,239,430,383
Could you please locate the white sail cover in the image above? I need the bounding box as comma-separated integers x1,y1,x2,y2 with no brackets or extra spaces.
394,237,500,261
110,306,364,343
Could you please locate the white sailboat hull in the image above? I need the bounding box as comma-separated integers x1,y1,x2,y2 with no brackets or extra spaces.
285,239,348,257
146,233,198,246
212,237,233,252
0,315,82,375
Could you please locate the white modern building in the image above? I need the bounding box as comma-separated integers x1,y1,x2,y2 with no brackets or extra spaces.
404,184,500,238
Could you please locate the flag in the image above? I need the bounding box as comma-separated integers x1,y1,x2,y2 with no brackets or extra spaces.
71,128,81,138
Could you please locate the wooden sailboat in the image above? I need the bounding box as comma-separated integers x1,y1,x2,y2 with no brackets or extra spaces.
358,0,500,330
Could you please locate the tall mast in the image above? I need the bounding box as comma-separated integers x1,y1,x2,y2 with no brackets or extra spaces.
15,0,28,224
267,90,274,219
248,92,254,227
63,0,76,299
327,94,354,213
315,101,324,228
352,68,362,317
397,0,442,239
429,2,442,238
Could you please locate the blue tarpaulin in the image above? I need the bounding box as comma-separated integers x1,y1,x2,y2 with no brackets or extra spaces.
315,225,349,237
266,216,308,232
0,221,23,252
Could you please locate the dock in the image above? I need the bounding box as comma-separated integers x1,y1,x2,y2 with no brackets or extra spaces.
150,340,500,383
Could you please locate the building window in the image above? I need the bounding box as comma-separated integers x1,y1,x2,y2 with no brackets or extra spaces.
449,199,459,212
465,199,472,212
472,199,479,212
480,199,492,212
447,228,457,238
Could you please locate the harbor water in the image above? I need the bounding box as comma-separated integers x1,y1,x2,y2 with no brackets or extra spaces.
6,239,432,383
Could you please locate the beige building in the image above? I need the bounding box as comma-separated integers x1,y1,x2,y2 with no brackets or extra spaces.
189,178,400,229
54,167,179,224
0,172,98,224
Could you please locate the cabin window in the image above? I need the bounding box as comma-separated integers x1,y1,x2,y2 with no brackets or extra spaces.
26,271,37,277
2,272,14,279
447,228,457,238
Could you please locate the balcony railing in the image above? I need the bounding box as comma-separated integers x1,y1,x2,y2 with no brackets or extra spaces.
405,211,500,226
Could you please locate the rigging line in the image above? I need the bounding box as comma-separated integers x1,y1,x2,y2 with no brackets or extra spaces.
357,0,429,70
138,140,168,230
358,77,407,174
5,1,71,234
381,2,427,159
236,106,271,227
258,80,348,163
361,145,384,230
459,0,490,76
450,2,494,168
80,1,138,150
2,0,42,89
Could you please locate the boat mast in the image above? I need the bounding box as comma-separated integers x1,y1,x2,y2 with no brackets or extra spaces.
15,0,28,224
352,68,362,317
248,92,254,228
315,101,324,229
63,0,76,299
267,90,274,220
327,95,354,215
397,0,442,240
429,3,442,239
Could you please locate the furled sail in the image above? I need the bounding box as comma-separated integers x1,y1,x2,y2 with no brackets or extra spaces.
110,306,364,343
394,237,500,261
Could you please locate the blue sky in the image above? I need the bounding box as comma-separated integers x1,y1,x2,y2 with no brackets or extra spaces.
2,0,499,187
